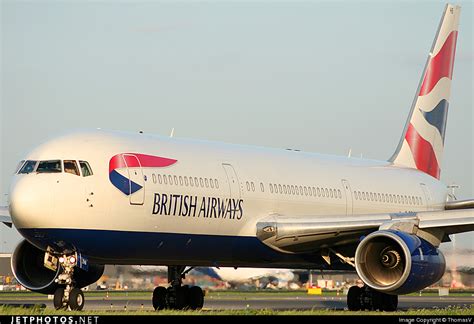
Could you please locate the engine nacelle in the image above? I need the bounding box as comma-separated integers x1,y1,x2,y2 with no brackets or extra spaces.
11,240,105,294
355,230,445,295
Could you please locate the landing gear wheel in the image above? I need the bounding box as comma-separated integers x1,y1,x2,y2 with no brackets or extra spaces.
381,294,398,312
153,286,167,310
69,288,85,311
154,266,205,310
176,285,189,310
347,286,363,311
188,286,204,310
53,287,65,310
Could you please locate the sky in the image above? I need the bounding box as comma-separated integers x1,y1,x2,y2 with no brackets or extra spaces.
0,0,472,253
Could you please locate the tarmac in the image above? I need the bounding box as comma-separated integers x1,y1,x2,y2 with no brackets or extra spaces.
1,294,473,311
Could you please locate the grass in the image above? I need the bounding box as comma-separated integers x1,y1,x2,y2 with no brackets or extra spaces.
0,290,472,299
0,290,472,315
0,305,472,316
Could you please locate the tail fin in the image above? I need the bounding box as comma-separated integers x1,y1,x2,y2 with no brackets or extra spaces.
390,4,461,179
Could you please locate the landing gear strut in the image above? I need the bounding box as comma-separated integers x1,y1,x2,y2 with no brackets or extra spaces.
152,266,204,310
347,286,398,311
53,254,84,311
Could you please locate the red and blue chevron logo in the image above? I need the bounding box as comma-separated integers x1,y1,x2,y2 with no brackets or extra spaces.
109,153,177,195
405,30,458,179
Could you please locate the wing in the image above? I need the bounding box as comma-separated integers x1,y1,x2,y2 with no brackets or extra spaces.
256,206,474,254
0,206,12,228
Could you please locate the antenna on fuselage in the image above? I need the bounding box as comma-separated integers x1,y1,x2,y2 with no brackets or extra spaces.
347,148,352,158
170,128,175,138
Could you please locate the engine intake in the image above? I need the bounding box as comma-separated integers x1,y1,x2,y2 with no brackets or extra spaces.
355,230,445,295
11,240,105,294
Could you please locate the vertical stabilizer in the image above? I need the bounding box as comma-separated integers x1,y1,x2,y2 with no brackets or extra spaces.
390,4,461,179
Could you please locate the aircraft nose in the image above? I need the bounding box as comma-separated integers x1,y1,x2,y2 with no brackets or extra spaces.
9,175,52,229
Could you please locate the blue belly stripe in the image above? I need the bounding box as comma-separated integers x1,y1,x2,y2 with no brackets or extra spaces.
18,228,352,270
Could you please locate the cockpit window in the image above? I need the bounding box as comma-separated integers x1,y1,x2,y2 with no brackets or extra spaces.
36,160,62,173
64,160,80,176
15,160,26,173
79,161,93,177
18,160,37,174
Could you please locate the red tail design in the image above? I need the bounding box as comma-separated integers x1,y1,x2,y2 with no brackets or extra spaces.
419,31,458,96
405,124,440,179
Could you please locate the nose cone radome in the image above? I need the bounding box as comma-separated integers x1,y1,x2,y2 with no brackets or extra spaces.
9,175,52,229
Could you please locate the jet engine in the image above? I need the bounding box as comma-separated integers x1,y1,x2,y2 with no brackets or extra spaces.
11,240,104,294
355,230,445,295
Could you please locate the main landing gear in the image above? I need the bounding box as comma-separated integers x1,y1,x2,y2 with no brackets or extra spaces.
347,285,398,311
152,266,204,310
53,254,85,311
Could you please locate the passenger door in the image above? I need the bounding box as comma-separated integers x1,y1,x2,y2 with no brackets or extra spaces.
341,179,353,215
124,154,145,205
222,163,241,200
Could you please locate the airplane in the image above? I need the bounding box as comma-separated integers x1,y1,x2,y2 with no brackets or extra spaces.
192,267,298,289
129,265,298,289
0,3,472,312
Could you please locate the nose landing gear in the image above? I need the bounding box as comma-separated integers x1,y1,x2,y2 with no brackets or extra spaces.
152,266,204,310
53,254,85,311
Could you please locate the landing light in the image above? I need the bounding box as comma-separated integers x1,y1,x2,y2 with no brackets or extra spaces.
69,256,76,264
59,257,65,264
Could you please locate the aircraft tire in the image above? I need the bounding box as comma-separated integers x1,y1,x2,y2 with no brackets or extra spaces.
188,286,204,310
69,288,85,311
53,287,65,310
152,286,167,310
347,286,363,311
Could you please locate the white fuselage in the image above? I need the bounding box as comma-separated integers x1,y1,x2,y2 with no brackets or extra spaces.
9,130,448,268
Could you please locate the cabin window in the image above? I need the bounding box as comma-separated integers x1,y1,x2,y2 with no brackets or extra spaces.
37,160,62,173
189,177,194,187
163,175,168,184
205,178,209,188
184,176,189,186
158,174,163,184
251,182,255,192
215,179,219,189
338,190,342,199
210,179,214,188
152,174,157,184
194,177,199,187
199,178,204,187
269,183,274,193
279,184,282,194
246,182,250,191
64,160,80,176
260,182,264,192
179,176,183,186
283,185,287,194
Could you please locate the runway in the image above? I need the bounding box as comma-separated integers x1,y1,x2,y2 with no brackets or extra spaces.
1,293,473,311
